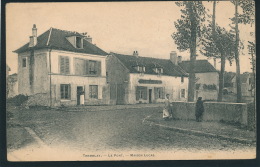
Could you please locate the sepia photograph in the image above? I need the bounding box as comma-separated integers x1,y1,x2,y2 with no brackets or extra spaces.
5,1,256,161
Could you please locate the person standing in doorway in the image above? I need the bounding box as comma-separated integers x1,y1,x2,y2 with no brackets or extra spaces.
195,97,204,122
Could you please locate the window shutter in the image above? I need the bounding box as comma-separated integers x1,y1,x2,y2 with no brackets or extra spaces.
136,87,139,100
143,87,147,100
162,87,165,99
85,60,89,75
65,57,70,74
60,57,65,73
154,87,157,99
96,61,101,76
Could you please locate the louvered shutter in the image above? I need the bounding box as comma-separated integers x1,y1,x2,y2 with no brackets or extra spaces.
65,57,70,74
60,57,65,74
85,60,89,75
162,87,165,99
96,61,101,76
154,87,158,99
143,87,147,100
136,86,139,100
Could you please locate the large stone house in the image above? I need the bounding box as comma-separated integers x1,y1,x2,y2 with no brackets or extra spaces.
106,51,189,104
178,58,219,101
14,25,109,106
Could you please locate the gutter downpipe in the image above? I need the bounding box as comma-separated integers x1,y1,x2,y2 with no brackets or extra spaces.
49,47,53,107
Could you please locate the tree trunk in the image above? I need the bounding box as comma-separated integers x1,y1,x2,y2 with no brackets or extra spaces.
234,0,242,103
218,54,225,101
187,2,197,102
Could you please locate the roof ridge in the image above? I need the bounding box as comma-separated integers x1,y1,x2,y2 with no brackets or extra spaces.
51,27,82,35
112,52,171,61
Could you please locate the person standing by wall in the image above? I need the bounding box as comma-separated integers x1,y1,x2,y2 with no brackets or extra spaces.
163,94,173,120
195,97,204,122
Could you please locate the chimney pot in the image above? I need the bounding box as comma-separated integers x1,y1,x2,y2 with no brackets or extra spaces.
170,51,177,65
133,51,138,57
31,24,37,46
177,56,182,64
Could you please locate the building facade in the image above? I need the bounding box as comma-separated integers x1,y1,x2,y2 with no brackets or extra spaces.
106,52,189,104
231,72,254,97
178,59,219,101
14,25,109,106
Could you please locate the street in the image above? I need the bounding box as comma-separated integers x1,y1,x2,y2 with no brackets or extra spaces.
7,106,255,160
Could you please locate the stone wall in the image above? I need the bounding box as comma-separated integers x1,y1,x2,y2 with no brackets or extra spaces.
171,101,250,126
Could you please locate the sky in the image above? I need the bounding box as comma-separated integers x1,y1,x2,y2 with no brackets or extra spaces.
6,1,255,75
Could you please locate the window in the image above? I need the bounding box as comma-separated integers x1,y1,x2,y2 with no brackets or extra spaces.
154,68,163,75
135,66,145,73
89,61,97,75
89,85,98,99
22,58,26,67
181,89,185,98
60,56,70,74
155,87,165,99
136,86,147,100
60,84,71,99
181,76,184,83
76,37,83,48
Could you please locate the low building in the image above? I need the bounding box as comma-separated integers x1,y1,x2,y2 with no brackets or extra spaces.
106,51,189,104
14,25,109,106
232,72,254,97
178,59,219,101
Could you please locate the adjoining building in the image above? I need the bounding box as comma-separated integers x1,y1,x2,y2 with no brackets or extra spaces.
178,58,219,101
106,51,189,104
231,72,254,97
14,25,109,106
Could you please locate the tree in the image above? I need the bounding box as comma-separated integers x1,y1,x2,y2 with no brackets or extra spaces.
230,0,254,102
172,1,206,102
200,1,235,102
248,41,255,97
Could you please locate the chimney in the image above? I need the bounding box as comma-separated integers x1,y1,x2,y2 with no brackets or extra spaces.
133,51,138,57
85,35,92,43
170,51,177,65
29,36,35,47
29,24,37,47
177,56,182,64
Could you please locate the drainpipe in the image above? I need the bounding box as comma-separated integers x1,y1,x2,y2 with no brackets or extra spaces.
49,47,53,107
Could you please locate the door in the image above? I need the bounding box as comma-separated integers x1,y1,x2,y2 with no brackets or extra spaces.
77,86,84,105
116,84,125,105
149,89,152,103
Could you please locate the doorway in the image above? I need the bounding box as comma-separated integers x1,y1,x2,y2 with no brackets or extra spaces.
77,86,84,105
149,89,152,103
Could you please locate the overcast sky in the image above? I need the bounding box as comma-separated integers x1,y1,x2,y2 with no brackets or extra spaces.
6,1,255,74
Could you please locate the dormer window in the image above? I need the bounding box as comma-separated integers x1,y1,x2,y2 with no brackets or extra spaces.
154,68,163,75
135,66,145,73
76,36,83,49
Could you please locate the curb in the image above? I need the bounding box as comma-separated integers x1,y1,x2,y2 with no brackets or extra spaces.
142,116,256,145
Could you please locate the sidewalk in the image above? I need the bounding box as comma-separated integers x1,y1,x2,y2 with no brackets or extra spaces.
144,111,256,144
57,103,164,112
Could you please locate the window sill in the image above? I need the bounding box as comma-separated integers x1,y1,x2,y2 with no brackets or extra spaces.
60,99,71,102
